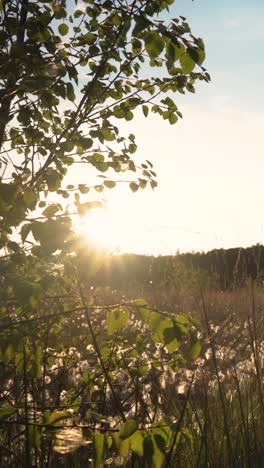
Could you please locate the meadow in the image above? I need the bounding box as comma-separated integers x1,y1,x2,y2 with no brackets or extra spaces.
91,266,264,467
86,255,264,467
2,249,264,467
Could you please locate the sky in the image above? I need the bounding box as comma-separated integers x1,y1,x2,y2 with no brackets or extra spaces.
79,0,264,255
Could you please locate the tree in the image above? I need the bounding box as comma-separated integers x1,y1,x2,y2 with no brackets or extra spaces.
0,1,208,465
0,0,209,253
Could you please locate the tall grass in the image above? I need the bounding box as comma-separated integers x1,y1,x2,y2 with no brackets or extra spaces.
2,273,264,466
159,283,264,467
74,280,264,467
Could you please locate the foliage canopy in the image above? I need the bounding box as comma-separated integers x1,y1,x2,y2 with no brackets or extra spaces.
0,0,209,253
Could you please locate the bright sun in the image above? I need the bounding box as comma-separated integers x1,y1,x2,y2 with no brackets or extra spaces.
76,192,163,255
79,206,135,253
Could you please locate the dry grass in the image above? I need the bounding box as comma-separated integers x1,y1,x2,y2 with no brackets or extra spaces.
89,281,264,466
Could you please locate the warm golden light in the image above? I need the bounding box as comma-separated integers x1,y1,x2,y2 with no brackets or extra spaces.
79,206,134,253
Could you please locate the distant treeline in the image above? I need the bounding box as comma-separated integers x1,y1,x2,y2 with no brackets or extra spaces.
179,244,264,289
78,244,264,290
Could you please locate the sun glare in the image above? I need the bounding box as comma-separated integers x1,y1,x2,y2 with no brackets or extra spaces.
79,206,134,253
76,191,171,255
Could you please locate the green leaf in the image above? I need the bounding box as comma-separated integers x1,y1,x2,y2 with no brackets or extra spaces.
129,182,139,192
93,433,106,468
166,41,184,67
132,299,148,307
142,105,149,117
93,152,105,162
152,420,172,446
128,160,136,172
23,190,38,209
3,344,15,364
101,128,115,141
138,305,151,323
169,113,178,125
129,143,137,154
20,223,31,243
129,430,144,456
80,137,93,150
190,341,201,360
143,436,154,463
77,201,102,216
94,185,104,192
132,38,142,55
165,336,180,353
107,308,129,335
180,52,196,74
78,184,90,194
96,162,109,172
0,405,16,421
58,23,69,36
119,420,138,440
74,9,84,18
149,311,163,330
155,319,180,353
66,82,76,102
174,320,188,336
83,32,97,45
144,32,165,59
139,179,147,189
166,41,177,67
118,437,130,457
175,314,189,325
187,46,205,66
44,410,70,426
103,180,116,189
151,435,165,468
46,170,62,192
129,365,148,378
42,204,60,217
